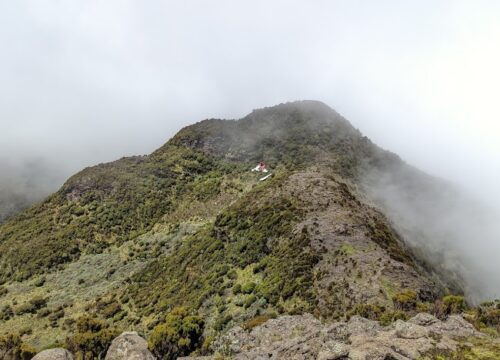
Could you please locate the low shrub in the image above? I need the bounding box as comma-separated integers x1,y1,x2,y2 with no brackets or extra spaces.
347,303,384,321
432,295,467,320
16,296,47,315
232,284,242,295
149,307,204,360
101,302,122,319
48,308,65,323
379,310,408,326
244,294,257,309
242,313,277,331
392,290,417,311
442,295,467,314
33,276,46,287
66,315,119,360
0,305,13,321
214,314,233,331
241,282,256,294
473,301,500,331
37,308,51,318
0,333,36,360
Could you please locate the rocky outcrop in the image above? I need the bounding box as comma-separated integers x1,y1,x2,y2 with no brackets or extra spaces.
32,348,74,360
185,313,482,360
104,332,155,360
31,332,155,360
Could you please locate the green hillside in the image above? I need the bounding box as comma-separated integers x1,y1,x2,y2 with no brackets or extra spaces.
0,101,498,359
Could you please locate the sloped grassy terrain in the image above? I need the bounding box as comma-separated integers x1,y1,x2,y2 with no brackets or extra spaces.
125,166,448,350
0,146,242,282
128,171,319,322
0,101,498,359
0,152,253,350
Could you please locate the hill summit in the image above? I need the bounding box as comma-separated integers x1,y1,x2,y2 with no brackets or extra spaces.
0,101,498,359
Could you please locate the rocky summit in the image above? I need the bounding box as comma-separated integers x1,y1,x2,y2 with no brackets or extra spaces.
0,101,498,359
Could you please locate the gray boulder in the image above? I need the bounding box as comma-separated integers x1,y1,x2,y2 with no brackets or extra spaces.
32,348,74,360
394,319,429,339
105,331,155,360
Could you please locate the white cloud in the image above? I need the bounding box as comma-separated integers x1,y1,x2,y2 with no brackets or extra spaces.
0,0,498,207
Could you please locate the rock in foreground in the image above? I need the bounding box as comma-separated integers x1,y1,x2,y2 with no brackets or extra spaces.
183,313,484,359
32,348,74,360
105,332,155,360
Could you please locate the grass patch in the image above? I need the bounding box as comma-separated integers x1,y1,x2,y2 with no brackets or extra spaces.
340,244,356,255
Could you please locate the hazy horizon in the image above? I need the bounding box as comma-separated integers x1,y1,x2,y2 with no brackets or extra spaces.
2,1,499,211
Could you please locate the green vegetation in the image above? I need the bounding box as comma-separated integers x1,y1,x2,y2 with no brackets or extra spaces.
420,336,500,359
346,303,408,326
431,295,467,319
149,307,204,360
347,303,384,321
466,300,500,333
128,174,319,333
347,293,472,327
0,102,498,358
366,220,413,265
393,289,418,311
0,333,36,360
442,295,467,314
15,296,47,315
241,282,256,294
168,101,375,178
242,313,277,330
66,315,119,360
340,244,355,255
0,146,234,282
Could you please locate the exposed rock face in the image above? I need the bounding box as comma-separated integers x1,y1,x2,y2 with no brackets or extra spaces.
32,348,74,360
279,170,441,316
105,332,155,360
186,313,481,360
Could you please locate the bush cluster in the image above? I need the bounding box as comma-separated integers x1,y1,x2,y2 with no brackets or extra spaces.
15,296,47,315
129,177,320,327
392,289,417,311
0,146,228,282
149,307,204,360
66,315,119,360
0,333,36,360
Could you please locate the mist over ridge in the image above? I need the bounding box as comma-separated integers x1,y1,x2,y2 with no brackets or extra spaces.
1,2,500,358
362,161,500,303
1,99,499,305
1,1,499,217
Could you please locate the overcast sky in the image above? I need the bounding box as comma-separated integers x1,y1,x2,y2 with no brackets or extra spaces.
1,0,499,207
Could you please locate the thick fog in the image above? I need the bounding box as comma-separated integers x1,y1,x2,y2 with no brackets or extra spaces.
0,2,499,298
362,164,500,303
0,156,65,222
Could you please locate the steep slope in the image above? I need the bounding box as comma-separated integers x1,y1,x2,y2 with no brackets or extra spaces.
127,166,443,335
0,148,235,281
0,101,487,357
362,162,499,302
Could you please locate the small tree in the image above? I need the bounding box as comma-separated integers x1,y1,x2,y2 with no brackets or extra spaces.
149,307,204,360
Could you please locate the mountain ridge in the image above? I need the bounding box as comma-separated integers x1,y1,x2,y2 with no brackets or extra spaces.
0,100,497,359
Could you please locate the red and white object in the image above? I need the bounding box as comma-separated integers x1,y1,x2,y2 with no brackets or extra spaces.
252,161,269,173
